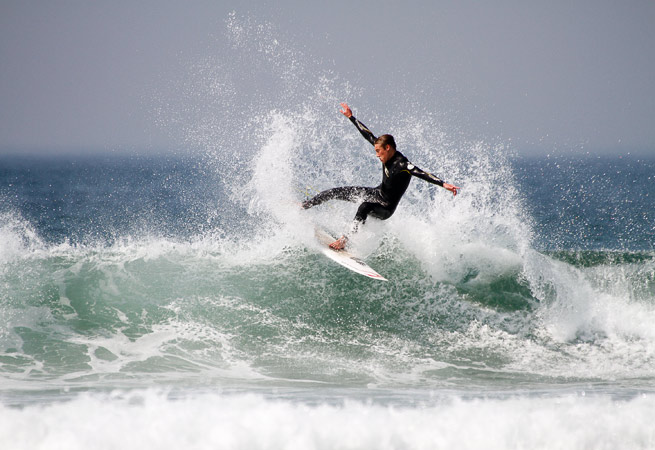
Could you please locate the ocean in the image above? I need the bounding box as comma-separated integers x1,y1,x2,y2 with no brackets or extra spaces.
1,14,654,448
1,138,654,448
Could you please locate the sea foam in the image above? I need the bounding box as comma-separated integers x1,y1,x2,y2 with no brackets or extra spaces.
1,390,654,450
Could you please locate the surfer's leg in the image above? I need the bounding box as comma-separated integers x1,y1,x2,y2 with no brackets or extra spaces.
302,186,373,209
350,202,395,233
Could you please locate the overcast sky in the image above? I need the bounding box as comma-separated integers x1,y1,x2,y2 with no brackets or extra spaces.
1,0,654,156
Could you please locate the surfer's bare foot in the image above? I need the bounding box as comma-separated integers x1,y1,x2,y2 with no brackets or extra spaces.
329,236,347,250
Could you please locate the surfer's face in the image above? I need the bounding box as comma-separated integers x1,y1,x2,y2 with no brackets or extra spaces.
374,143,395,164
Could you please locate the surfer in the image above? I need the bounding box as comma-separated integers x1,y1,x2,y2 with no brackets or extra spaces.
302,103,460,250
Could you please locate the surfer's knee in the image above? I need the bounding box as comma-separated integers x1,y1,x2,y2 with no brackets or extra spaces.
357,202,394,222
373,208,394,221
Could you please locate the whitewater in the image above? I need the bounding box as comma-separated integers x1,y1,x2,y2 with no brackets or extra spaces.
2,13,655,450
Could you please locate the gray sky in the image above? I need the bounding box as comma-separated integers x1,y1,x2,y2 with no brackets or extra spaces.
1,0,654,156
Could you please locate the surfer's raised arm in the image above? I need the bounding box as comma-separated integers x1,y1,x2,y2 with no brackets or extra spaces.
340,103,377,146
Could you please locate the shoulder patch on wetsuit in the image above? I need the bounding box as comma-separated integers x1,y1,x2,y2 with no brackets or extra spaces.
407,163,415,170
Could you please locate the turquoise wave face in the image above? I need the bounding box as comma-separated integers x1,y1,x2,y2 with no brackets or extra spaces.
2,234,654,395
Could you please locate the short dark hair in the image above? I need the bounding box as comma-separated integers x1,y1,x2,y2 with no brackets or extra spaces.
375,134,396,149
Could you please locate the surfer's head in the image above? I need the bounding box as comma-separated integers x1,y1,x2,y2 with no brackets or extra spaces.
375,134,396,150
374,134,396,163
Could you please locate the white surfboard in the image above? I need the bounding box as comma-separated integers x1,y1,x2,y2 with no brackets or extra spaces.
315,229,388,281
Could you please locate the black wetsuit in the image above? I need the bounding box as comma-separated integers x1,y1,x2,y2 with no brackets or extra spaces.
303,115,446,233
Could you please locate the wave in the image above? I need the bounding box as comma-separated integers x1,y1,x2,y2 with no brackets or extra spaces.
2,13,654,397
1,127,654,394
1,224,654,392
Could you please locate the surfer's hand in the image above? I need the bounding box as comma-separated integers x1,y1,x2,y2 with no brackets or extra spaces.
443,183,460,197
340,103,352,118
329,236,348,250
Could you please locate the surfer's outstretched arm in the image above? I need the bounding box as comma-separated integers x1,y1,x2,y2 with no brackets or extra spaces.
340,103,377,146
407,164,460,196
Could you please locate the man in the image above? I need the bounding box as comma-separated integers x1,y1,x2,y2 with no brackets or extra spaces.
302,103,460,250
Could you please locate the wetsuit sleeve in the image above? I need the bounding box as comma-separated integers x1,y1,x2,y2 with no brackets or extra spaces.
349,116,377,146
406,163,445,187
